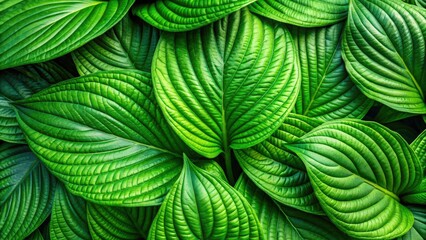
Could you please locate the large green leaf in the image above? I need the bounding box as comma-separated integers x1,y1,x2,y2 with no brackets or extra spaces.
0,0,134,70
88,203,158,240
398,206,426,240
286,120,422,239
249,0,348,27
290,22,372,120
0,143,56,239
235,114,323,214
236,174,349,240
148,155,262,239
0,62,72,143
153,9,300,158
343,0,426,114
72,14,159,75
14,70,192,206
133,0,256,32
50,183,91,240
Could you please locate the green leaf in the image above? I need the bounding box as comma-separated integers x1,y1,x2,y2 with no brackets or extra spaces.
148,155,262,239
72,14,159,75
0,62,72,143
133,0,256,32
87,203,158,240
14,70,192,206
343,0,426,114
0,143,56,239
286,119,423,239
235,114,324,214
193,159,227,182
375,105,417,124
153,9,300,158
26,230,45,240
50,183,91,240
0,0,134,70
397,206,426,240
236,174,350,240
290,22,372,120
249,0,349,27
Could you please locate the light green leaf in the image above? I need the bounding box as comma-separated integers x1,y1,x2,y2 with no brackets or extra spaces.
72,14,159,75
14,70,192,206
193,159,227,182
236,174,349,240
0,143,56,239
148,155,262,239
0,0,134,70
153,9,300,158
405,0,426,8
286,120,423,239
50,183,91,240
249,0,348,27
133,0,256,32
235,114,324,214
0,62,72,143
290,22,372,120
88,203,158,240
397,206,426,240
343,0,426,114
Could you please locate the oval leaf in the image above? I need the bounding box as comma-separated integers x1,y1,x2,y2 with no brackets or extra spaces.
343,0,426,114
286,120,423,239
0,0,134,70
14,70,192,206
133,0,256,32
153,9,300,158
148,155,262,239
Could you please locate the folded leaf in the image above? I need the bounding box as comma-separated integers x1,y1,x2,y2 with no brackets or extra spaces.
153,9,300,158
343,0,426,114
72,14,159,75
235,114,324,214
249,0,348,27
133,0,256,32
290,22,372,120
0,0,134,70
148,155,262,239
0,143,56,239
397,206,426,240
14,70,192,206
287,120,423,239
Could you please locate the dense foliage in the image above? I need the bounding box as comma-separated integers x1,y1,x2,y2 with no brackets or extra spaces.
0,0,425,239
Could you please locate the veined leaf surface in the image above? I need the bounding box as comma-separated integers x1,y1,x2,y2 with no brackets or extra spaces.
148,155,262,239
153,9,300,158
14,70,192,206
133,0,256,32
343,0,426,114
0,0,134,70
398,206,426,240
287,120,422,239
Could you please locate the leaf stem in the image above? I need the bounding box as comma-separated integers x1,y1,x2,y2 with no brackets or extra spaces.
224,146,235,185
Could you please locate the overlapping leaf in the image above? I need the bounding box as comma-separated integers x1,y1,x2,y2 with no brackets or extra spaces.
290,22,372,120
153,9,300,158
286,120,422,239
249,0,348,27
0,143,56,239
343,0,426,114
398,206,426,240
133,0,256,32
235,114,323,214
0,0,134,70
148,155,262,239
72,14,159,75
14,70,192,206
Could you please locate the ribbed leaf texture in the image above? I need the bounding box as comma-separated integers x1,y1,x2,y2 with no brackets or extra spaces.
249,0,348,27
235,114,324,214
0,143,56,239
343,0,426,114
287,119,423,239
290,22,372,120
72,14,159,75
133,0,256,32
14,70,192,206
153,9,300,158
398,206,426,240
148,155,262,239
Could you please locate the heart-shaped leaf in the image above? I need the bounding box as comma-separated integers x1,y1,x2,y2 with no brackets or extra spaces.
343,0,426,114
287,119,423,239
